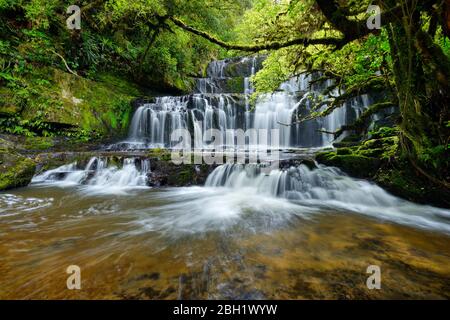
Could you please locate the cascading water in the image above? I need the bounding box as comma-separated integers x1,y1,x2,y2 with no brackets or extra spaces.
3,50,449,300
32,157,150,194
204,163,450,234
29,55,442,232
121,57,385,149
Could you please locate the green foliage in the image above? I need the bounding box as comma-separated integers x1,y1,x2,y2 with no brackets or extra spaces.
436,27,450,58
1,0,246,91
251,49,293,93
0,0,249,139
369,126,398,139
0,115,51,137
23,0,59,30
419,145,448,170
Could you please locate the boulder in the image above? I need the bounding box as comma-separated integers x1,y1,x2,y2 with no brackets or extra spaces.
0,145,36,191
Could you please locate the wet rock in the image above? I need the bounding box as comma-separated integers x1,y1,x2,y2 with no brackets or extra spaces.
149,161,216,187
131,97,155,111
219,56,265,78
316,134,450,208
34,152,95,175
279,158,317,170
0,140,36,191
316,152,381,179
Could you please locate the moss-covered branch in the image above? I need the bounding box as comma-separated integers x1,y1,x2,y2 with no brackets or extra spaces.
170,17,344,52
319,101,398,139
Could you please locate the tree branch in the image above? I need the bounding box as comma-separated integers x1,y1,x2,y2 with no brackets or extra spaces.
169,17,344,52
52,50,79,77
319,101,398,139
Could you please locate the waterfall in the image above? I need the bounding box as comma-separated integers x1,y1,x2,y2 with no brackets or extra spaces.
32,157,150,194
205,163,450,233
127,96,189,147
120,57,390,150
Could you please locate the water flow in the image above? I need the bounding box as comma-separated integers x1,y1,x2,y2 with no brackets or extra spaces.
122,57,377,149
205,163,450,234
32,157,150,194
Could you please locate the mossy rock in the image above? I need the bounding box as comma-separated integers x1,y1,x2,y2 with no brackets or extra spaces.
316,152,380,178
369,127,398,139
374,166,450,208
0,150,36,191
317,135,448,207
336,148,353,155
333,134,362,148
225,77,245,93
34,152,95,174
361,139,384,150
168,168,195,186
355,136,399,160
300,159,318,170
356,148,385,158
3,67,146,139
22,136,55,151
147,148,172,161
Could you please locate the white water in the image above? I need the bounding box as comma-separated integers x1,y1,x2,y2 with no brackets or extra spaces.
27,56,446,235
119,57,378,149
31,159,450,235
32,157,150,195
202,164,450,234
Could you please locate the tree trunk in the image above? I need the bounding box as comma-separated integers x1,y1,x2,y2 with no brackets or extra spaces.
386,8,449,179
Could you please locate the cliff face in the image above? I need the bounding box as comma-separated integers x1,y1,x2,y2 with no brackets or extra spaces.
0,67,148,139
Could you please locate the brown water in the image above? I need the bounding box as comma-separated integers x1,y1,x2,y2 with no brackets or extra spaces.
0,184,449,300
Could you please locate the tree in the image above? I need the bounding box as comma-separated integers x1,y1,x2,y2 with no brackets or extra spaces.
169,0,450,185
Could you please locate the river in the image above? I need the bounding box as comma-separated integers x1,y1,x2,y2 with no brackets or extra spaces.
0,57,449,299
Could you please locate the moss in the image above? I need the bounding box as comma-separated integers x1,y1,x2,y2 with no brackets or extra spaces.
369,126,398,139
333,134,361,148
172,76,195,93
361,138,384,150
170,168,195,186
317,134,448,207
356,148,384,158
0,87,21,115
317,135,402,178
148,148,172,161
374,164,450,208
226,77,245,93
336,147,353,155
23,136,55,151
3,67,146,139
316,153,381,178
355,136,399,160
0,151,36,191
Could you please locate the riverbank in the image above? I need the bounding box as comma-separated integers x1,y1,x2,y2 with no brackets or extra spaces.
316,131,450,209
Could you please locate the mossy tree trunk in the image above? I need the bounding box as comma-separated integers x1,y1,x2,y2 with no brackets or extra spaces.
384,0,450,182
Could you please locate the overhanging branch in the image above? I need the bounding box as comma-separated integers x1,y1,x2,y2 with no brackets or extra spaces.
170,17,344,52
319,101,398,139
